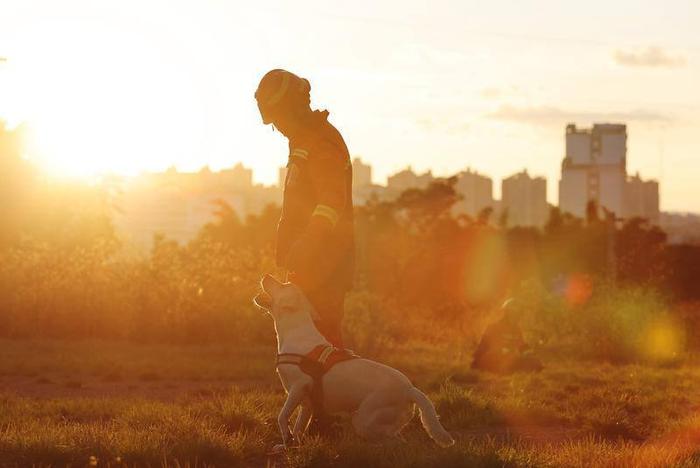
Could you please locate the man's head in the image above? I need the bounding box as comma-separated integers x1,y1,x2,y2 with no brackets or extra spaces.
254,69,312,135
501,298,523,324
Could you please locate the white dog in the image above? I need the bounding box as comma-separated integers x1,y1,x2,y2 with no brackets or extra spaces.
254,274,455,448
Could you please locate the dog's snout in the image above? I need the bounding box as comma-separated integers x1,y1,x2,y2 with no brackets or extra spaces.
261,274,282,293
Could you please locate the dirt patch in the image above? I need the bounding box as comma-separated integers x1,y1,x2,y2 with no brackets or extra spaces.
0,374,271,399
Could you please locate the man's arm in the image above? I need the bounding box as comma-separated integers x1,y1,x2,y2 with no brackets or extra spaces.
286,142,348,277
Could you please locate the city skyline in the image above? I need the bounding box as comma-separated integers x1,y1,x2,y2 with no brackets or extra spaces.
0,1,698,212
115,123,660,207
89,119,700,250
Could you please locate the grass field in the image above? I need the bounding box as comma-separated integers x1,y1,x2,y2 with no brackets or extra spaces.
1,339,700,467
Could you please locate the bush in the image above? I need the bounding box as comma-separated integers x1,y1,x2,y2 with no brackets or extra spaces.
0,172,695,358
0,238,274,344
563,285,684,363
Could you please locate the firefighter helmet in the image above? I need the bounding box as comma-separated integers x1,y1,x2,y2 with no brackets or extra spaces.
255,69,311,125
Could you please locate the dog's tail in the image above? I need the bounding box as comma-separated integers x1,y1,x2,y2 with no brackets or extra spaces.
407,386,455,447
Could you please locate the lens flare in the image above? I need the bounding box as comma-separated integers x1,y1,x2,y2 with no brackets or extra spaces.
641,318,684,363
564,273,593,307
462,230,509,304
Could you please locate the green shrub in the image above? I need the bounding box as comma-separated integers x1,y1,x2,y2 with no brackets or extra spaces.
574,286,684,363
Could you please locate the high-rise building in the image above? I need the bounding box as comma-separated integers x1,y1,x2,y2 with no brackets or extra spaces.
625,173,660,224
558,123,659,223
350,158,392,205
113,163,279,252
452,168,494,218
501,170,547,228
387,167,433,193
352,157,372,188
221,163,253,189
559,123,627,218
278,166,287,188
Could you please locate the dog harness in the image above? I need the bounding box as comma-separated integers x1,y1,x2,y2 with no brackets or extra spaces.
276,344,359,416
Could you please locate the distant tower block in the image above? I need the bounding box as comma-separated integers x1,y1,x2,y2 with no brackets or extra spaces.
559,123,627,218
502,170,547,228
625,172,660,225
452,168,494,218
278,166,287,188
352,157,372,187
387,167,433,192
558,123,659,223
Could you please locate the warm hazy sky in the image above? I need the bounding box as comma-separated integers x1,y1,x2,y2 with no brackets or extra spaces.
0,1,698,211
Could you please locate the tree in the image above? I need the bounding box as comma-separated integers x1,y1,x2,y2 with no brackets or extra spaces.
586,199,601,225
615,217,667,285
0,122,34,247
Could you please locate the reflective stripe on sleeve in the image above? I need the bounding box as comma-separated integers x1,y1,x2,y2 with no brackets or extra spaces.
312,204,339,227
290,148,309,160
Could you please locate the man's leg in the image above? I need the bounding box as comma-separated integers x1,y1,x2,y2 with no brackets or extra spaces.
308,288,345,348
288,271,346,348
296,283,346,436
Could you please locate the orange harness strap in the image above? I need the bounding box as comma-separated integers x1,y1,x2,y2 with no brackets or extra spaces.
276,345,359,418
304,345,358,371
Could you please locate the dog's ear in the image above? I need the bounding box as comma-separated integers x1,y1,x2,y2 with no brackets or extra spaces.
253,292,273,311
261,274,283,295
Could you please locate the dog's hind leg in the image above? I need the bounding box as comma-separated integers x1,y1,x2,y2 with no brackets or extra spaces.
352,392,384,439
358,407,404,441
353,392,406,442
373,403,415,440
389,403,415,439
407,386,454,447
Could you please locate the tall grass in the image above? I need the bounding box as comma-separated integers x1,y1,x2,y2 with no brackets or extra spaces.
1,344,699,467
1,235,697,366
0,238,274,343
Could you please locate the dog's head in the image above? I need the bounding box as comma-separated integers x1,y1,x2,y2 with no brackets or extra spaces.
253,274,319,321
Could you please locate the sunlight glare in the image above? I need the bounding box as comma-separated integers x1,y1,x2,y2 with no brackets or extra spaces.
642,318,684,363
12,19,210,178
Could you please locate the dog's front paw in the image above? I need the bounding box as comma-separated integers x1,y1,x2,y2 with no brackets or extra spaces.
270,443,286,454
283,434,298,449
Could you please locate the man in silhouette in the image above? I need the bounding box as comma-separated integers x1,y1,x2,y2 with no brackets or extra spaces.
471,299,543,374
255,69,354,349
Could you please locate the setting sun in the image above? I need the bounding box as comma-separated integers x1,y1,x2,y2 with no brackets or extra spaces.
6,20,213,177
0,6,271,179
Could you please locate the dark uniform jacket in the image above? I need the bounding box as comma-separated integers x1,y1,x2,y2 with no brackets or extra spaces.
277,110,354,291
